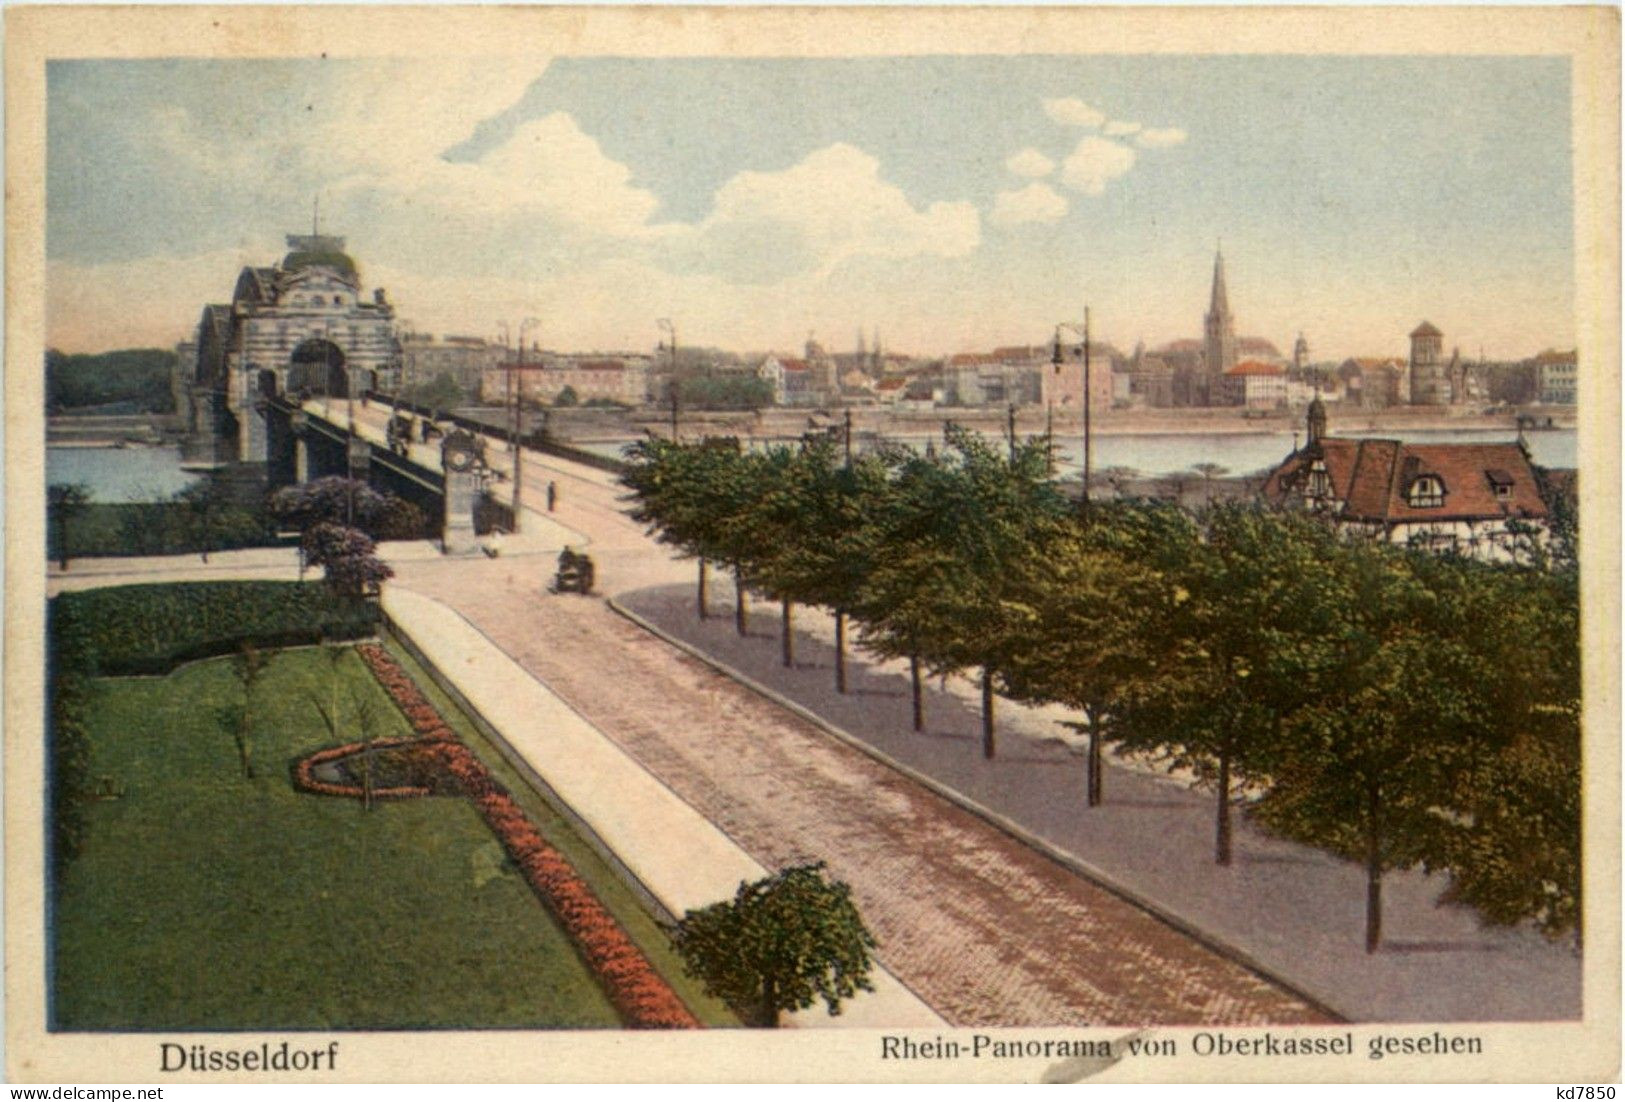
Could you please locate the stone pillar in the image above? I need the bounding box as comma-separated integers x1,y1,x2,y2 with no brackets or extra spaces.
295,435,309,483
442,469,479,554
242,402,269,464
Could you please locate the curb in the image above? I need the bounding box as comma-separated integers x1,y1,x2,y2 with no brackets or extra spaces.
606,595,1349,1025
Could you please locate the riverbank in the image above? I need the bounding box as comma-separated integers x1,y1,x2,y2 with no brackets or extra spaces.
539,402,1574,446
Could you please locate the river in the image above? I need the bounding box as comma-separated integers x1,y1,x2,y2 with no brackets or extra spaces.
47,445,200,503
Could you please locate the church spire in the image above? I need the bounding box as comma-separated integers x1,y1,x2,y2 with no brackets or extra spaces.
1209,247,1231,319
1202,245,1237,379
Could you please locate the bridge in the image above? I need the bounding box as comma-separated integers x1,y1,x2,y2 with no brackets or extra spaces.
262,395,504,554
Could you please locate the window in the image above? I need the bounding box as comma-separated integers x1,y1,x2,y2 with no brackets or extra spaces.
1305,459,1332,499
1407,475,1445,508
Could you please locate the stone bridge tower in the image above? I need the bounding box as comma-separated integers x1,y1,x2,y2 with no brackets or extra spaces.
184,231,401,471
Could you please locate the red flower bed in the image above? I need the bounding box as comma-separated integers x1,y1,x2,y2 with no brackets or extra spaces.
290,735,440,800
293,643,701,1029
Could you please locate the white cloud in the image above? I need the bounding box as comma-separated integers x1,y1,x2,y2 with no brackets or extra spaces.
1104,120,1142,137
1042,97,1107,128
1060,136,1138,196
1005,148,1056,179
356,110,668,237
1136,127,1188,148
679,143,980,282
990,182,1068,226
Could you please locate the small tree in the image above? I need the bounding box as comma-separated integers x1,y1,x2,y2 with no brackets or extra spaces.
48,483,91,569
226,640,276,779
175,480,231,562
669,862,877,1027
554,385,580,407
302,522,394,599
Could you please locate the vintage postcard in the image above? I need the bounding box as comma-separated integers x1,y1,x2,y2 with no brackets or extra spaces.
6,4,1620,1086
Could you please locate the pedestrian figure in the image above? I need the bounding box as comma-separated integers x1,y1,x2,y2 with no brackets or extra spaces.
547,481,558,512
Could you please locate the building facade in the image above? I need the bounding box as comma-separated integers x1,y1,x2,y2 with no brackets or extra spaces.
1262,403,1551,563
401,334,505,396
185,232,401,467
481,356,653,407
1533,349,1578,405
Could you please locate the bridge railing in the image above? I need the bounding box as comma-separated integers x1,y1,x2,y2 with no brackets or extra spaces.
365,391,631,476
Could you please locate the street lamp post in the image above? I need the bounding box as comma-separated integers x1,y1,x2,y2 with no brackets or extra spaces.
1052,307,1094,519
658,318,678,441
514,316,540,534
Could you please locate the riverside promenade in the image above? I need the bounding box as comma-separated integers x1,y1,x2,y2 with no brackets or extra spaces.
377,421,1577,1026
45,414,1580,1027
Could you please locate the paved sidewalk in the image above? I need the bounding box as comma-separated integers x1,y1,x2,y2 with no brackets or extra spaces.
616,584,1583,1024
380,587,944,1030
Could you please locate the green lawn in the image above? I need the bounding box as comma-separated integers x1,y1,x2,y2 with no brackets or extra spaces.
52,647,635,1030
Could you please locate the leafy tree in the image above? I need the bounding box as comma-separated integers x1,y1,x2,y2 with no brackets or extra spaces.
403,371,464,414
554,385,580,408
669,862,877,1027
1251,544,1498,951
302,523,394,599
677,374,775,411
46,347,177,412
1002,507,1175,806
48,483,91,569
174,480,238,563
854,427,1066,756
622,435,767,635
1097,465,1141,499
269,476,386,533
1192,462,1229,505
1117,504,1343,865
623,436,750,623
1428,560,1581,941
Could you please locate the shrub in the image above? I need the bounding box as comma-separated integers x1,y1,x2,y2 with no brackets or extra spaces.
50,582,377,675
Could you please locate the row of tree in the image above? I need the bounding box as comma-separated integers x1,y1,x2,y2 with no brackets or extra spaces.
621,428,1581,950
46,348,177,413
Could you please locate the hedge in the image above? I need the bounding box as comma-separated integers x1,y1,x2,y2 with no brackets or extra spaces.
51,581,378,675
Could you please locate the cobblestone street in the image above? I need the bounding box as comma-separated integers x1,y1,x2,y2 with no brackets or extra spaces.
392,553,1327,1027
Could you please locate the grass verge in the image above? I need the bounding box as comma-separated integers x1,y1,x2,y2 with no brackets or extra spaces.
51,647,620,1030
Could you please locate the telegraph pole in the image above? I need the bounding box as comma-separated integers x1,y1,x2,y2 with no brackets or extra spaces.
843,408,853,466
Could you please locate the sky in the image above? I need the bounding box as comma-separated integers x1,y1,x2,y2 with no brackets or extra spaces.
47,54,1575,360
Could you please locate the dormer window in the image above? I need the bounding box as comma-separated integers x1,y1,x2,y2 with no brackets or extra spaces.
1486,469,1515,501
1407,474,1445,508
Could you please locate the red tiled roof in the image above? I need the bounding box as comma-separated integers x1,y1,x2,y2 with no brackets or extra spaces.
949,353,1005,367
778,358,809,372
574,359,626,371
1226,360,1284,377
875,378,908,392
1264,437,1548,524
1532,349,1577,365
991,345,1047,362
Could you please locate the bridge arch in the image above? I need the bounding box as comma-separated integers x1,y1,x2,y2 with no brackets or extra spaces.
288,339,348,398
